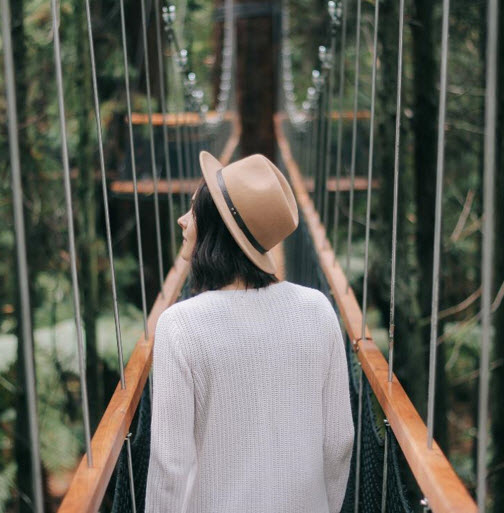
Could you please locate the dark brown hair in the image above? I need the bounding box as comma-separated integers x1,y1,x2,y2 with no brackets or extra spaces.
188,179,278,294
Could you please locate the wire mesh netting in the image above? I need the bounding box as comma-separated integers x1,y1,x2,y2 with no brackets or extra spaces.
283,192,413,513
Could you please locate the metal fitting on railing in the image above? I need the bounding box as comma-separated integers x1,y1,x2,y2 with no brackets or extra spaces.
420,497,431,513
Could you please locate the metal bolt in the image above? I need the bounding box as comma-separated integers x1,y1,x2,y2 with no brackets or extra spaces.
168,4,176,22
420,497,431,513
319,45,327,62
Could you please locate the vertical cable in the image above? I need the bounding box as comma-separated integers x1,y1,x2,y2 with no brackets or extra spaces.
126,433,137,513
140,0,165,295
313,89,322,185
149,372,154,412
345,0,362,288
306,99,315,178
191,111,200,178
354,362,363,513
50,0,93,466
351,3,363,503
381,419,390,512
322,24,337,228
361,0,379,341
477,0,498,507
427,0,450,449
214,0,234,128
182,86,193,184
316,70,327,213
387,0,405,383
84,0,126,388
166,38,187,213
311,75,321,192
332,0,347,255
119,0,149,339
1,0,45,509
154,0,177,264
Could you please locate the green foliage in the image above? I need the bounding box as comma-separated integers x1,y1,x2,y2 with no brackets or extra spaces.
1,0,499,508
0,0,217,507
287,0,495,503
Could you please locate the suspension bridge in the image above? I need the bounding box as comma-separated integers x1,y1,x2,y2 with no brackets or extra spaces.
1,0,499,511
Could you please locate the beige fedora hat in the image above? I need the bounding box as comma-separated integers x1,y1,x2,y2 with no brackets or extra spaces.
199,150,299,274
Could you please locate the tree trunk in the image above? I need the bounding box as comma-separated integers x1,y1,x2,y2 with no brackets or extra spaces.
235,0,276,159
10,0,39,510
411,0,448,453
371,0,424,410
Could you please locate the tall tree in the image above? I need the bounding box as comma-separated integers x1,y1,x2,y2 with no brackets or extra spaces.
11,0,31,506
10,0,46,510
235,0,276,159
74,1,103,432
411,0,448,452
371,0,425,413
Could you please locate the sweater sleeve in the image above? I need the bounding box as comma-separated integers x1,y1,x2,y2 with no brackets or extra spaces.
322,303,354,513
145,311,197,513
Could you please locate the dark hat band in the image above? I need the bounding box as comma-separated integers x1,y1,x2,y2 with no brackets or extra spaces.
216,168,267,255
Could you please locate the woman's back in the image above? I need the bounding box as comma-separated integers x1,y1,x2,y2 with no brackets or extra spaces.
145,280,354,513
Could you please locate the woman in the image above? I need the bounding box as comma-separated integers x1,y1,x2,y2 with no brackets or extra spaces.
145,151,354,513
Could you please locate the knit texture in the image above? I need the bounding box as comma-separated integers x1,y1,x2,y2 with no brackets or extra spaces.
144,280,354,513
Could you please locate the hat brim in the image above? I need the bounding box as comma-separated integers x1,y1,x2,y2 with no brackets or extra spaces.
199,150,277,275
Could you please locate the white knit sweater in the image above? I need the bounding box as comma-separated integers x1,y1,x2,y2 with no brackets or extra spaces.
145,280,354,513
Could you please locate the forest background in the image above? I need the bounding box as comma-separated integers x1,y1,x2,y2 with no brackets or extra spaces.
0,0,503,512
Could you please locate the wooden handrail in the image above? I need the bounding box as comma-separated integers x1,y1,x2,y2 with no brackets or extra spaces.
129,110,369,127
109,175,378,196
58,118,241,513
275,113,477,513
62,110,475,513
58,257,190,513
275,110,371,121
128,110,235,126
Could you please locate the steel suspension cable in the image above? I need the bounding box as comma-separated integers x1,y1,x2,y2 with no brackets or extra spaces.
215,0,235,122
1,0,44,509
349,1,363,509
388,0,405,383
306,91,315,178
346,0,362,288
311,73,322,187
361,0,379,359
182,78,194,182
354,360,363,513
163,10,187,214
322,1,341,228
84,0,126,388
174,57,190,212
140,0,165,296
322,31,336,228
50,0,93,467
119,0,149,339
125,432,137,513
190,104,200,177
172,57,188,213
352,0,384,506
427,0,450,449
381,419,390,513
316,69,327,212
176,0,188,46
477,0,498,507
154,0,177,264
332,0,347,255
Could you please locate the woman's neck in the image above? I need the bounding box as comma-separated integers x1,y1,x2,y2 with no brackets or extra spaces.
218,278,248,291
